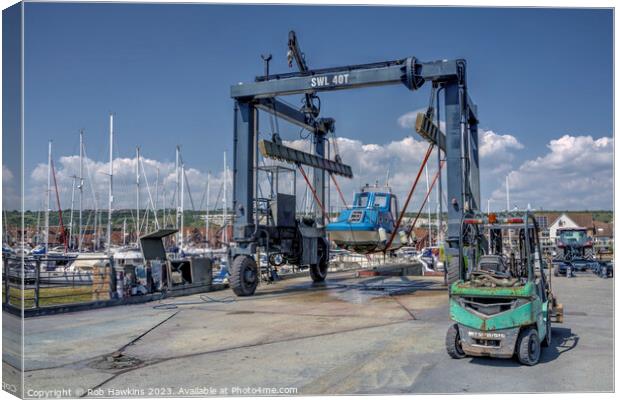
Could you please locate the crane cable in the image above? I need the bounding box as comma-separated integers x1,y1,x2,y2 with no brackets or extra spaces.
327,132,348,208
384,143,435,252
329,172,348,208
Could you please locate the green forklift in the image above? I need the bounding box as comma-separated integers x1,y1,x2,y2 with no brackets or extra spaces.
445,212,564,365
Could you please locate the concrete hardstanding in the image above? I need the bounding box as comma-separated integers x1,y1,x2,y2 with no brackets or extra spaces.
3,271,612,396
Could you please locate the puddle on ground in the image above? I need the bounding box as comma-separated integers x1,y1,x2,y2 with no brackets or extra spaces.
266,276,445,305
326,278,436,304
329,287,383,304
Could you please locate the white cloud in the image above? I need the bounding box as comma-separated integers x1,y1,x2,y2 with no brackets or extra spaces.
26,155,231,212
479,130,524,159
478,129,525,182
397,109,526,200
21,133,612,214
3,165,21,210
397,110,422,129
3,165,14,183
490,135,613,210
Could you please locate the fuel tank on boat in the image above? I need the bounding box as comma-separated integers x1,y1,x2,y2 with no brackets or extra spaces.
326,184,408,254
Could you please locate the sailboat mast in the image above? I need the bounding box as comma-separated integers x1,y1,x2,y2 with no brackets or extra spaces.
69,176,76,250
176,145,180,224
122,218,126,246
175,145,180,245
205,171,210,249
425,164,432,247
222,151,227,245
136,146,140,240
44,140,52,252
93,206,98,250
506,175,512,250
180,163,185,247
506,175,510,211
78,129,84,252
155,167,160,230
107,113,114,254
35,206,41,245
162,187,167,228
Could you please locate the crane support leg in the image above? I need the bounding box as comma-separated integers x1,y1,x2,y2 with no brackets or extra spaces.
445,82,464,247
232,100,257,252
313,131,327,225
444,81,466,282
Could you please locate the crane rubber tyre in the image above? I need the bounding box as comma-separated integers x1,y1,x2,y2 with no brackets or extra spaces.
517,327,541,366
309,264,328,282
230,255,258,297
445,324,466,359
309,238,329,283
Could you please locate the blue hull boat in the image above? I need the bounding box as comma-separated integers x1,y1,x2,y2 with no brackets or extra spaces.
327,185,407,254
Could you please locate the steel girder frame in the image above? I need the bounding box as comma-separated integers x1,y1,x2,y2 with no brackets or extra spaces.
232,97,331,257
231,57,480,270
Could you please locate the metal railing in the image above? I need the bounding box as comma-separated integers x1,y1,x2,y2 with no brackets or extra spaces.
2,254,114,310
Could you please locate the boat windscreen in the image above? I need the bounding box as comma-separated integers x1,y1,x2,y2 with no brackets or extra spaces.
354,193,370,208
373,194,388,208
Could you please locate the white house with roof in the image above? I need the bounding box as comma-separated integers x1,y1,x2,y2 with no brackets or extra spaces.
549,214,578,240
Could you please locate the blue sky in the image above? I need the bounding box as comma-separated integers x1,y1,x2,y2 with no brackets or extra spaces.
6,3,614,211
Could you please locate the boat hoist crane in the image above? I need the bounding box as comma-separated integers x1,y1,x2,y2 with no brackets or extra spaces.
229,31,480,296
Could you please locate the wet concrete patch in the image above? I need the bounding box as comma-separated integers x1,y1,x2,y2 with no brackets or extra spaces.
324,276,445,304
89,352,143,371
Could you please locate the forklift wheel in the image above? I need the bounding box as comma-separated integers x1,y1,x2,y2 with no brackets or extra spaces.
517,327,541,366
445,324,466,359
542,316,552,347
230,256,258,296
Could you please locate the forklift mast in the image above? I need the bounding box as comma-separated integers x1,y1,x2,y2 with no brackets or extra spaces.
229,31,481,294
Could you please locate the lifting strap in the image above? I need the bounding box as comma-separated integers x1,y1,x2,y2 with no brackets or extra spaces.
329,172,348,208
297,163,329,223
384,143,435,251
406,159,445,239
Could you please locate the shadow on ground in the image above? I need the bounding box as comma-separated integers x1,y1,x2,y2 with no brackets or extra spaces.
467,326,579,367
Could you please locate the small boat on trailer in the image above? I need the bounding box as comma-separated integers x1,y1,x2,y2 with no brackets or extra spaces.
326,184,408,254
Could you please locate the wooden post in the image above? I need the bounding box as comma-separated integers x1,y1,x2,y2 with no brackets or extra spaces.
92,259,112,301
108,256,115,299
